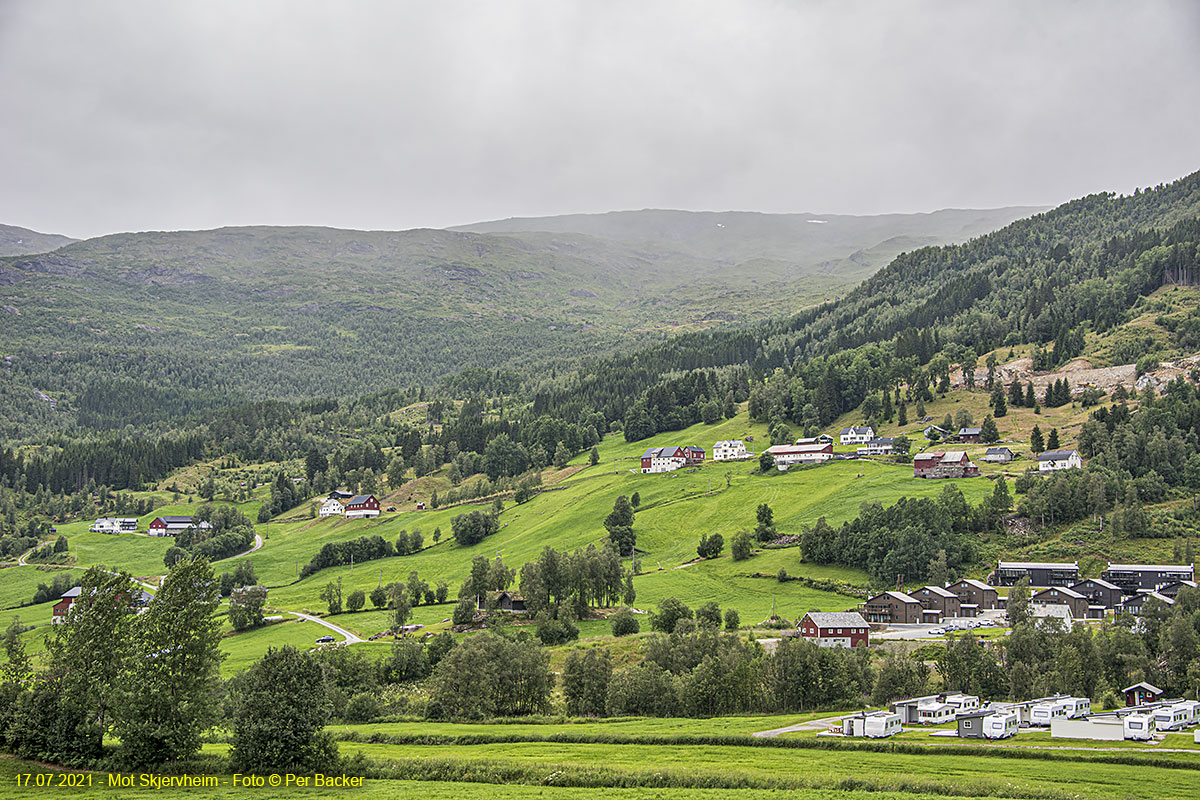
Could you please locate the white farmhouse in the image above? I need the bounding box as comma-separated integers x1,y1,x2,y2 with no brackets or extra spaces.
712,440,751,461
319,497,346,518
1038,449,1082,472
839,425,875,445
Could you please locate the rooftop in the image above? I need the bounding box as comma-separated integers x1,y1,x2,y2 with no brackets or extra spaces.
1105,563,1194,573
1037,449,1079,461
997,561,1078,570
802,611,869,628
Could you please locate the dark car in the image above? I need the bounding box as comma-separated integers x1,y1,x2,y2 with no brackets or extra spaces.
315,635,335,644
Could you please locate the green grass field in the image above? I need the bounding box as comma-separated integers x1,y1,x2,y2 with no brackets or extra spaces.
217,618,342,677
0,756,1012,800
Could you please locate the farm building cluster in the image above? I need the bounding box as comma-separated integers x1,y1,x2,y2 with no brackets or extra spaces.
319,490,381,518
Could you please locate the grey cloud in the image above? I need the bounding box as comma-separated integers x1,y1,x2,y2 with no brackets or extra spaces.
0,0,1197,238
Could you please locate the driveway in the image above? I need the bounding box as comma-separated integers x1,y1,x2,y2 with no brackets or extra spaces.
227,533,264,560
290,611,364,644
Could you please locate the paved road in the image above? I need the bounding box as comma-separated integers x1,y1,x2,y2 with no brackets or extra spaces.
290,611,364,644
227,533,264,560
754,716,843,737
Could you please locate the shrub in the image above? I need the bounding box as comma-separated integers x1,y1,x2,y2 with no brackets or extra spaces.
610,608,640,637
343,692,381,723
723,608,740,631
536,615,579,646
731,531,753,561
650,597,692,633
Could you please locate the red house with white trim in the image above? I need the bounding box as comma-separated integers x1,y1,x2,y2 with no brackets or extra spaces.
798,611,870,647
345,494,381,519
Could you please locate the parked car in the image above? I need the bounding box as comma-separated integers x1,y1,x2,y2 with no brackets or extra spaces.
315,635,335,643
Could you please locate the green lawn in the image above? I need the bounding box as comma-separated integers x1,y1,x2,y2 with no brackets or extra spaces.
0,756,1005,800
0,565,82,610
218,618,340,677
337,739,1200,798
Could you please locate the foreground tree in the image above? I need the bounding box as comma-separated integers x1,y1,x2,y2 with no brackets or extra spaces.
116,558,224,766
229,646,338,773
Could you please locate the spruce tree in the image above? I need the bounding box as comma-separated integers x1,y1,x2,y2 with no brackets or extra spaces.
1047,428,1061,450
979,415,1000,443
1025,382,1036,407
898,401,908,427
1031,425,1045,453
991,383,1007,417
1009,377,1024,408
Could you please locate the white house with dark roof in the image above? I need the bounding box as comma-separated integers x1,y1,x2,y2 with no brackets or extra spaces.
857,437,896,456
839,425,875,445
1038,449,1082,472
319,497,346,518
983,447,1014,463
712,440,751,461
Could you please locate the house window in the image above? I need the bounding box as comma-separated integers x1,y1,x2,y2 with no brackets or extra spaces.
837,629,842,634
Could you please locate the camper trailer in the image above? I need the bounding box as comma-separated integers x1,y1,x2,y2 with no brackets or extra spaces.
1029,699,1069,727
1124,712,1156,741
1061,697,1092,718
842,710,902,738
916,701,956,724
982,709,1020,739
1154,702,1197,732
942,693,981,716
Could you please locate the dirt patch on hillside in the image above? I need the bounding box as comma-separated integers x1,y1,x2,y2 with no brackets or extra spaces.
951,353,1200,397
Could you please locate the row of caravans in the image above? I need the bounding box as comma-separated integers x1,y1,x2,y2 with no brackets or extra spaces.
1028,696,1092,726
1051,700,1200,742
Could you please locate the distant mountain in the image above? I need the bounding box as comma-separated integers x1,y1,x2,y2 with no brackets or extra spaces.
454,207,1046,282
0,223,77,256
0,206,1042,435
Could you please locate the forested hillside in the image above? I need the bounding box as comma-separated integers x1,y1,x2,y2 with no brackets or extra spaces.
0,207,1035,438
532,172,1200,435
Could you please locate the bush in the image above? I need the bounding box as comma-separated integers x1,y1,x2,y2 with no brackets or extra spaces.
731,531,753,561
346,589,365,612
610,608,640,636
229,646,338,773
536,615,579,646
723,608,740,631
452,596,475,626
695,601,722,629
650,597,692,633
343,692,381,723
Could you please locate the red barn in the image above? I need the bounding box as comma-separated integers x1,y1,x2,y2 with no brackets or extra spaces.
798,611,870,647
345,494,380,518
52,587,82,624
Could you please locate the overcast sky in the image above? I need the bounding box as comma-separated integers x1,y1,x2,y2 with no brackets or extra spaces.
1,0,1197,239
